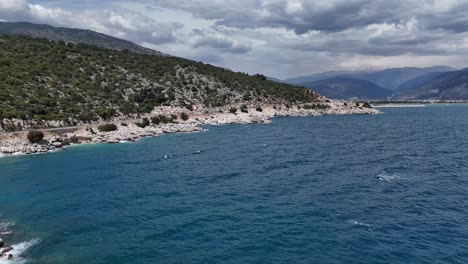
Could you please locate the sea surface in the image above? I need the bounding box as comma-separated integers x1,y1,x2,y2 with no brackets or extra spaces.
0,105,467,264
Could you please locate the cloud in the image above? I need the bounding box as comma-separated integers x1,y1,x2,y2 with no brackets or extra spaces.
0,0,182,45
189,29,252,54
1,0,468,78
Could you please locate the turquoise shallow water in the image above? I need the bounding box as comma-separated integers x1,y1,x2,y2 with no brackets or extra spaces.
0,106,467,263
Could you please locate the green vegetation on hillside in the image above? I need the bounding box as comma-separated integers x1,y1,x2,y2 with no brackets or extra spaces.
27,130,44,143
97,123,118,132
0,35,318,129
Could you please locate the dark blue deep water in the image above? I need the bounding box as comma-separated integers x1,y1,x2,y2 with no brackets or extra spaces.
0,106,467,264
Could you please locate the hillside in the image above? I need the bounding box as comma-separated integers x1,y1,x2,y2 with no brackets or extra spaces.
286,66,455,90
393,72,446,98
0,21,165,56
393,68,468,99
0,35,319,130
299,77,392,99
286,70,372,85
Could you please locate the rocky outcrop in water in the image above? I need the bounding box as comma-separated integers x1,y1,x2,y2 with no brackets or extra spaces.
0,234,14,260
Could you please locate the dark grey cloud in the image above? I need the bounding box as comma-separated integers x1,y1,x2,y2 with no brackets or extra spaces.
189,29,252,54
2,0,468,78
155,0,411,33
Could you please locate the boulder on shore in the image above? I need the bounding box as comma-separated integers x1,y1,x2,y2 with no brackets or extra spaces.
1,245,13,254
52,142,62,147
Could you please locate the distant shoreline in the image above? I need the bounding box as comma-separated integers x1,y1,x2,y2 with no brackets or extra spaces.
373,104,427,108
372,102,468,108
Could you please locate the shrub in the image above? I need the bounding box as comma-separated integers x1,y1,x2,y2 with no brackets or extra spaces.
240,105,248,113
95,107,116,120
121,123,128,126
151,116,161,124
151,115,175,124
98,123,117,132
180,112,189,121
27,130,44,143
135,117,150,128
256,107,263,112
229,107,237,114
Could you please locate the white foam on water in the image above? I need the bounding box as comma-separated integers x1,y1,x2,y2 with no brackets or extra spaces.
350,220,371,227
376,171,402,182
0,239,39,264
0,222,14,230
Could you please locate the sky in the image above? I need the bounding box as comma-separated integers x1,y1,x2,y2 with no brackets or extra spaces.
1,0,467,79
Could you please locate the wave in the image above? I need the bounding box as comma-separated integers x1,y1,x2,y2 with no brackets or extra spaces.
376,171,402,182
0,239,39,264
0,222,14,230
349,220,371,227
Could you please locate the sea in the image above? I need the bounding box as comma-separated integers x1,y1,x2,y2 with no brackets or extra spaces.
0,105,467,264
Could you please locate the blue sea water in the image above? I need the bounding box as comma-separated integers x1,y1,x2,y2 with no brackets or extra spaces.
0,105,467,264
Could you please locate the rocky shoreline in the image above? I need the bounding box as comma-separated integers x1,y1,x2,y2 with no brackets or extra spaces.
0,103,380,158
0,224,14,261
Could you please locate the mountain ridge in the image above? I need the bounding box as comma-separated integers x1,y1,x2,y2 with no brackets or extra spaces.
394,68,468,99
286,66,456,91
298,77,392,99
0,21,166,56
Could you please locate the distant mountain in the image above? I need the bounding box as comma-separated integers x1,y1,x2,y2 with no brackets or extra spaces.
286,70,373,85
286,66,455,90
393,68,468,99
267,76,284,83
393,72,446,98
0,21,165,56
299,77,392,99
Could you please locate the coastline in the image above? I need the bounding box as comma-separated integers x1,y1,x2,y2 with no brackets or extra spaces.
0,103,379,158
373,104,426,108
